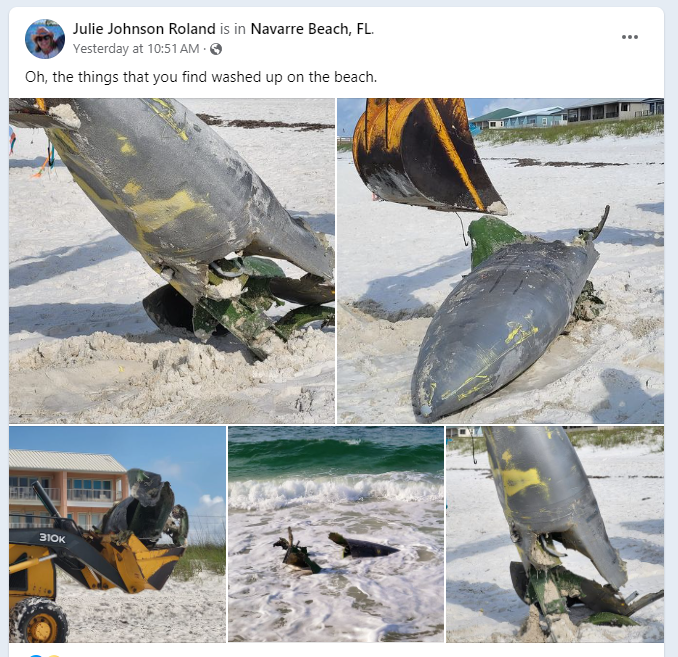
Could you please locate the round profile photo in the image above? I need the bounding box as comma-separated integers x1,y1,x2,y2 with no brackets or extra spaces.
25,20,65,59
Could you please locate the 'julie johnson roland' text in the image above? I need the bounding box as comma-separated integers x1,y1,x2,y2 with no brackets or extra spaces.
73,22,368,36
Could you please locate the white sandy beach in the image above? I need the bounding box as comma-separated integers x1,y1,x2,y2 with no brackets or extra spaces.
56,571,226,642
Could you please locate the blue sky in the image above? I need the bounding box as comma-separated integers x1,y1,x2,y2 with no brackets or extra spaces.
9,425,226,523
336,98,587,135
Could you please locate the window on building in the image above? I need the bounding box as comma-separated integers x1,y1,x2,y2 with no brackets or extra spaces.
78,513,88,527
40,513,51,528
69,478,113,499
91,513,102,529
25,513,34,526
542,118,548,125
489,121,496,127
621,103,629,111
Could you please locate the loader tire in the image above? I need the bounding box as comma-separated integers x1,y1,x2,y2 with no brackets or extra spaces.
9,597,69,643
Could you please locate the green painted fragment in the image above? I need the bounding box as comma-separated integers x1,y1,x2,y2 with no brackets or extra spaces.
210,255,286,279
528,568,568,616
584,612,639,627
275,305,335,340
192,303,220,337
198,296,277,360
469,216,526,269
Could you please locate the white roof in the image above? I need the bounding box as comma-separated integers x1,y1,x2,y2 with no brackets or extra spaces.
507,107,564,119
9,449,127,474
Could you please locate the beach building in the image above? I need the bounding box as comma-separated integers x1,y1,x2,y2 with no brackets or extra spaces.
446,426,483,445
563,98,664,123
469,108,520,131
503,106,567,128
9,449,128,530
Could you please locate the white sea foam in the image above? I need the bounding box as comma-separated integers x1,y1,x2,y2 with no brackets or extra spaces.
228,474,443,510
228,497,444,641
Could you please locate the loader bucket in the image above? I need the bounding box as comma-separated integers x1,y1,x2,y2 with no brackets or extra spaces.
97,533,186,592
353,98,507,214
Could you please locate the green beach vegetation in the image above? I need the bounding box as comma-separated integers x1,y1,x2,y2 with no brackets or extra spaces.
448,426,663,455
475,115,664,146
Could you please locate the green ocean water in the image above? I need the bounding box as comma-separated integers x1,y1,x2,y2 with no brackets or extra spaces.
228,426,443,480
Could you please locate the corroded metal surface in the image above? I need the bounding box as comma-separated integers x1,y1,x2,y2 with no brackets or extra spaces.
353,98,507,214
412,229,599,421
483,425,627,590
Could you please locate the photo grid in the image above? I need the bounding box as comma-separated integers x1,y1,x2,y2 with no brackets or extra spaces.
8,93,664,645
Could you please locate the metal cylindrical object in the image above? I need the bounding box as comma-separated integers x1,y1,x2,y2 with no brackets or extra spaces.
10,99,334,305
413,238,599,421
33,481,60,518
483,425,627,590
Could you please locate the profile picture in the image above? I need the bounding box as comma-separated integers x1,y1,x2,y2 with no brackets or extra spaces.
25,19,65,59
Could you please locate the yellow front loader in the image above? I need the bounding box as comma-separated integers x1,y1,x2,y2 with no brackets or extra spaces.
9,479,187,643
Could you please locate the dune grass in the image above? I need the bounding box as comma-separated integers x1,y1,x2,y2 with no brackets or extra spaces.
172,541,226,581
476,115,663,146
448,426,663,455
566,426,663,451
336,140,353,152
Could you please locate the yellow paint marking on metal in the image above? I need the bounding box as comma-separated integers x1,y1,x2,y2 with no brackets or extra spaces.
48,128,78,154
456,375,492,400
67,172,198,254
506,323,522,343
120,141,136,155
506,321,538,345
501,467,548,497
115,134,137,155
132,189,201,227
142,98,189,141
131,188,209,232
501,449,512,464
422,98,485,210
452,324,540,401
70,172,126,215
36,98,47,111
122,181,142,196
424,381,437,406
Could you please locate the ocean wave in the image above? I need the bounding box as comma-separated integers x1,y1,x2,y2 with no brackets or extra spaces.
228,475,443,511
228,438,442,479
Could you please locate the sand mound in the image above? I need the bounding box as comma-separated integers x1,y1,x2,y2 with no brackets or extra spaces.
10,328,335,424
